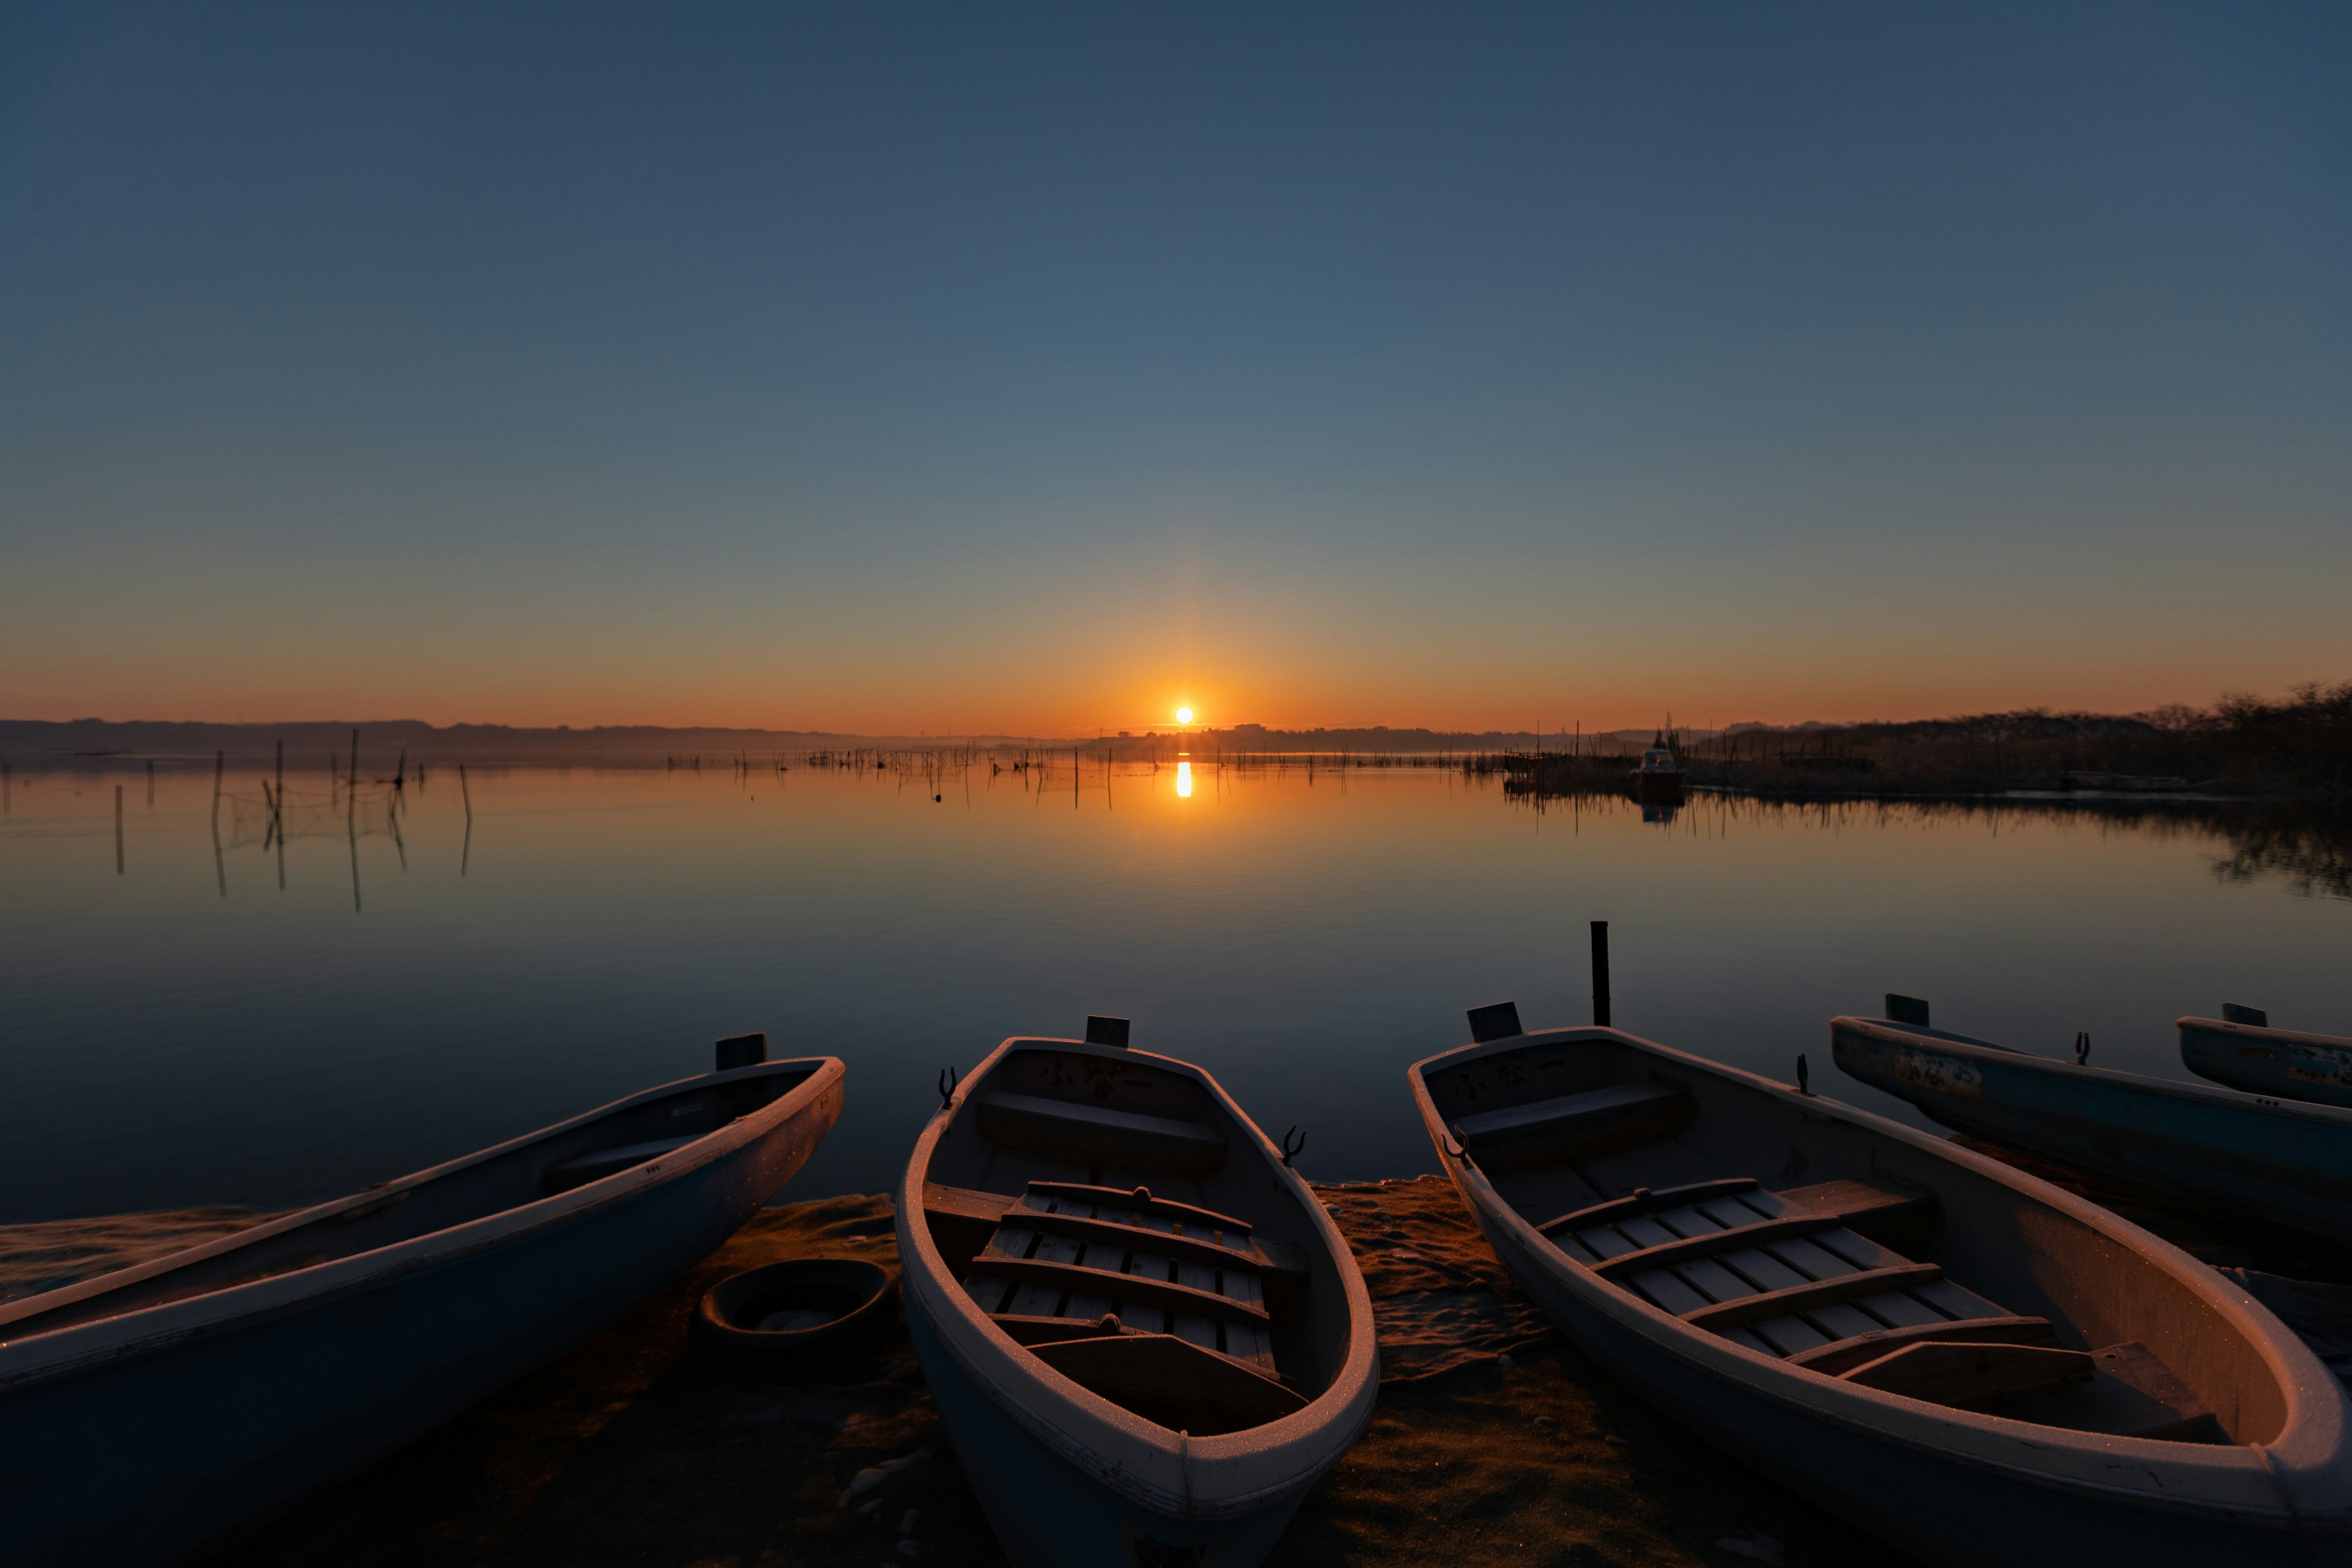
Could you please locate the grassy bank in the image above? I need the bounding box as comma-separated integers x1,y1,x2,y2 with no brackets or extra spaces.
1490,684,2352,801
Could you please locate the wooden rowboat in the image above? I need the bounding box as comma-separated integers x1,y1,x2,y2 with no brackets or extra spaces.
2180,1008,2352,1109
1834,1008,2352,1245
896,1021,1377,1568
0,1048,845,1568
1412,1006,2352,1567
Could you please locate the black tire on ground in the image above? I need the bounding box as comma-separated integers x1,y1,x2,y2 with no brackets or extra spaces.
692,1258,898,1363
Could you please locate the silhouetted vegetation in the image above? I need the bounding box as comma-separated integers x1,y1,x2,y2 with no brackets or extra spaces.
1685,682,2352,799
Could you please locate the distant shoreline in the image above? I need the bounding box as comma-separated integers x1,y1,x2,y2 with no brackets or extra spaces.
0,717,1677,766
6,682,2345,797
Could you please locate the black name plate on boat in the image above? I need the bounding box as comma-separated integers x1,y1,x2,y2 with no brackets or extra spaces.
715,1032,768,1071
1084,1016,1131,1049
1885,995,1931,1027
1468,1001,1525,1043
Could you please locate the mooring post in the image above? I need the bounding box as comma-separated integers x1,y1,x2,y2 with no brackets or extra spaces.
211,749,224,829
1591,920,1612,1027
115,784,125,874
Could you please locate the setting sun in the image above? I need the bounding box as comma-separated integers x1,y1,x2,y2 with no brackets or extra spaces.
1175,706,1193,725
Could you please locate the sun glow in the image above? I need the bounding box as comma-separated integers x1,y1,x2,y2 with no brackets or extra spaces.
1175,706,1193,725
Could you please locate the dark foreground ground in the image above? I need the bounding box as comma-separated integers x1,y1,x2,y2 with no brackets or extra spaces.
142,1146,2352,1568
225,1177,1912,1568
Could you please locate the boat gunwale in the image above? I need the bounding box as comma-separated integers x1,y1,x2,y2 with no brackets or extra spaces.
1407,1024,2352,1526
1836,1017,2352,1128
0,1055,846,1387
2179,1017,2352,1055
895,1034,1379,1520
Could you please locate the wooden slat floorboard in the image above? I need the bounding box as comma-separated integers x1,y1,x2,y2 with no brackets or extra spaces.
1682,1264,1946,1333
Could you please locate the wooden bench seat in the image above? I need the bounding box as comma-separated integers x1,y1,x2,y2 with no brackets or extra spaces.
961,1183,1286,1378
1027,1181,1251,1235
975,1091,1229,1176
965,1257,1270,1326
928,1181,1308,1319
1545,1168,2216,1428
1586,1179,1933,1279
1551,1175,2058,1396
1539,1178,1760,1237
1451,1079,1692,1173
1680,1263,1947,1332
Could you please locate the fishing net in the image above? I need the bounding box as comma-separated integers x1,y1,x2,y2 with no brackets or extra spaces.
217,785,403,850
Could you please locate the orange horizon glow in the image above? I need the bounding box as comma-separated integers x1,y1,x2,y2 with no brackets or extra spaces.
7,663,2339,738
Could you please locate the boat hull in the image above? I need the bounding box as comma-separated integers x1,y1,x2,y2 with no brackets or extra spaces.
906,1293,1310,1568
1412,1025,2352,1568
2180,1017,2352,1109
1632,771,1686,804
1833,1018,2352,1244
0,1063,843,1568
895,1035,1377,1568
1466,1199,2338,1568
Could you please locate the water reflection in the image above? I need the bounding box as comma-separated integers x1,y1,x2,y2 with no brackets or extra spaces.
0,758,2346,1224
2206,810,2352,902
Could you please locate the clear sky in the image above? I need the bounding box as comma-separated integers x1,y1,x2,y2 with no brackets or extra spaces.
4,2,2346,736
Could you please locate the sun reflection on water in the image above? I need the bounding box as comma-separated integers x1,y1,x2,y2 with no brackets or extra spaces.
1175,761,1193,799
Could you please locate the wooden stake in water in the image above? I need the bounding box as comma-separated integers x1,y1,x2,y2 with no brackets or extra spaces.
115,784,125,874
1591,920,1612,1027
211,750,224,830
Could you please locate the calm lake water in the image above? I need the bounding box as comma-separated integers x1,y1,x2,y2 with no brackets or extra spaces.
2,756,2347,1224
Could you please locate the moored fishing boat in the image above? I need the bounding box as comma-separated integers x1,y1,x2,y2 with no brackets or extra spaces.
2180,1005,2352,1108
1629,730,1686,804
1412,1003,2352,1567
1834,1004,2352,1244
0,1042,845,1568
896,1018,1377,1568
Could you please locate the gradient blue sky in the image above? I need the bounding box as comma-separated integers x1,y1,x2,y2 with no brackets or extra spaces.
4,2,2346,734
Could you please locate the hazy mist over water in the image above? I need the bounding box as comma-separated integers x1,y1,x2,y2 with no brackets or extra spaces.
2,757,2347,1223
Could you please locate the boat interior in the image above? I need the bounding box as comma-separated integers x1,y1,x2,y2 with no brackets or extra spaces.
0,1061,823,1341
919,1039,1352,1438
1420,1028,2290,1446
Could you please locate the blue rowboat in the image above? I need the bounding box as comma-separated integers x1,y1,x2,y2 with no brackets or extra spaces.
1414,1006,2352,1567
1833,1009,2352,1245
897,1022,1377,1568
2180,1009,2352,1109
0,1049,845,1568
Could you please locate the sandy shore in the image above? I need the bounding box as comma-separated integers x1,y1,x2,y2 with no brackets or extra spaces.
216,1177,1908,1567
